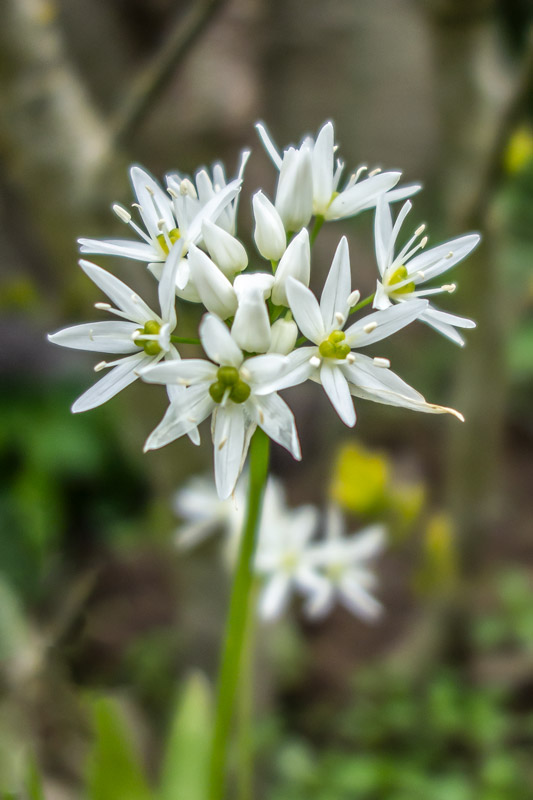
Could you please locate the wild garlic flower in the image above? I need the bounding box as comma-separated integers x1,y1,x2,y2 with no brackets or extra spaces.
48,248,183,413
141,314,301,499
373,196,480,345
268,237,462,426
256,120,418,223
304,507,385,620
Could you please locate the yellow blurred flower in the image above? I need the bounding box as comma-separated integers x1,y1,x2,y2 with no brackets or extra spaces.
330,442,389,515
414,512,457,595
504,126,533,175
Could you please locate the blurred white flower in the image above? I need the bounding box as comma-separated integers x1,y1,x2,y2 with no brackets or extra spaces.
304,506,386,620
141,314,301,499
373,196,480,345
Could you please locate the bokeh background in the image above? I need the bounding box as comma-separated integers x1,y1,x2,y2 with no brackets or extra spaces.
1,0,533,798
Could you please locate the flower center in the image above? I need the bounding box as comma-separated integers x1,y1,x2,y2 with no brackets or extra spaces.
209,366,251,404
156,227,181,255
318,330,351,360
134,320,163,355
385,264,415,295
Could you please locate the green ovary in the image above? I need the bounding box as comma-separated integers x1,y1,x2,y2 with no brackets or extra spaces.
209,366,251,404
319,330,351,360
156,227,181,255
134,320,162,355
385,264,415,295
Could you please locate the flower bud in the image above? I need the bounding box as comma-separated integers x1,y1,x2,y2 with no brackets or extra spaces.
271,228,311,306
268,318,298,355
188,244,237,319
252,191,287,261
201,219,248,277
231,273,274,353
275,146,313,231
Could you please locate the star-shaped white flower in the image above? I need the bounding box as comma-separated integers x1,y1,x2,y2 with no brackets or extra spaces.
269,237,462,425
304,506,386,620
140,314,301,499
373,196,480,345
48,246,185,413
79,163,245,292
256,120,419,222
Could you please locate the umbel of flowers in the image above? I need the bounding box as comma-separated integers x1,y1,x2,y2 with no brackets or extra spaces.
49,120,479,499
49,121,479,800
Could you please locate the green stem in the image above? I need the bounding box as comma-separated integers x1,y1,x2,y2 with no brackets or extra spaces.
310,214,325,246
208,429,270,800
170,335,201,345
349,292,375,315
236,581,258,800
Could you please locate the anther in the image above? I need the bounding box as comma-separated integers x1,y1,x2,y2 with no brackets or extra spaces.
167,187,179,199
334,311,345,326
145,185,155,196
415,224,426,236
180,178,197,198
95,302,111,310
347,290,361,306
218,437,228,451
368,167,382,177
364,322,378,333
346,353,356,364
94,361,107,372
309,356,321,368
420,236,428,248
113,204,131,223
373,357,390,368
417,271,425,280
443,283,456,293
447,251,454,259
240,367,251,381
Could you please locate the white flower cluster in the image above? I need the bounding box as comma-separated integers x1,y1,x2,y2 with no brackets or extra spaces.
49,121,480,499
174,474,385,622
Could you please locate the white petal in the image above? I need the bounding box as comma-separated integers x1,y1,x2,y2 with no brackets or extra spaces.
285,278,325,344
158,240,183,326
381,183,422,205
78,238,158,262
345,299,427,346
312,121,335,213
407,233,480,279
255,122,283,170
342,356,424,401
272,228,311,307
201,219,248,277
252,191,287,261
256,346,315,394
250,393,301,460
186,179,242,244
244,354,290,387
200,314,243,367
48,321,140,353
327,172,401,219
72,353,150,413
319,236,351,329
275,147,313,231
374,194,394,276
257,574,292,620
268,318,298,355
145,384,214,450
130,165,175,237
342,526,386,561
188,245,237,319
338,574,383,620
319,363,355,426
79,260,155,324
213,404,246,499
231,281,273,354
141,358,216,385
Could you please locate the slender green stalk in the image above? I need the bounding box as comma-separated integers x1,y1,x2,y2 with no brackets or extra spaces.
208,429,270,800
236,582,258,800
170,335,201,345
349,292,375,315
310,214,325,246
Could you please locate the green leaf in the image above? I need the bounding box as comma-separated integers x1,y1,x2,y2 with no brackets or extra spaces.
158,672,212,800
26,757,45,800
86,696,153,800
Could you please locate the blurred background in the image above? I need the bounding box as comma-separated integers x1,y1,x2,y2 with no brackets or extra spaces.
1,0,533,798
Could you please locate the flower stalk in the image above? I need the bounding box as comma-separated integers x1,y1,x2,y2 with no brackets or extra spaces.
208,428,270,800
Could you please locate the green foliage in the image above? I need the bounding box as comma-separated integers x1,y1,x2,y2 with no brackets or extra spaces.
474,569,533,652
86,696,153,800
158,672,212,800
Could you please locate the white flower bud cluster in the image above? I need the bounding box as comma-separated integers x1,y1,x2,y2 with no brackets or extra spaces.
49,121,480,499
